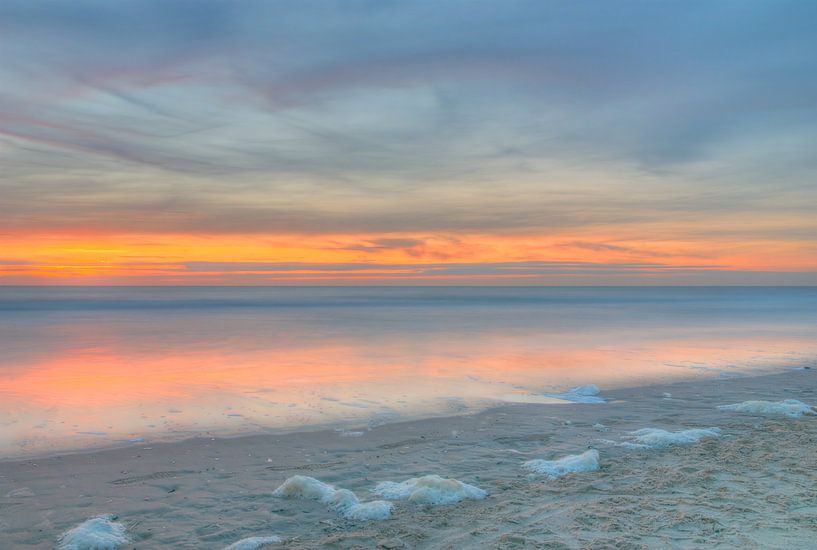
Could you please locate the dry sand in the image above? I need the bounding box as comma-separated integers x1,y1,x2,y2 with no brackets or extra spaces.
2,369,816,549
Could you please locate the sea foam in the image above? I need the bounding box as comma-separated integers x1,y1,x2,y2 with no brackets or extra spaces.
272,475,392,520
373,474,487,505
223,535,282,549
596,439,653,450
543,384,606,404
57,515,129,550
630,427,721,449
523,449,600,478
717,399,815,418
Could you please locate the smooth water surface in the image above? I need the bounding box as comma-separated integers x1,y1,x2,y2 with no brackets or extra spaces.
1,286,815,458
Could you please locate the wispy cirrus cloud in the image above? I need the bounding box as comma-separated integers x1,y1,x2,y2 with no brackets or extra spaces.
0,1,815,283
2,0,815,179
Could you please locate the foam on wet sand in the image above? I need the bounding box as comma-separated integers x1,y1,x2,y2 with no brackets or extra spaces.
223,535,282,549
522,449,600,478
543,384,606,403
4,370,817,549
57,515,129,550
629,427,721,449
373,475,487,505
272,475,392,520
717,399,815,417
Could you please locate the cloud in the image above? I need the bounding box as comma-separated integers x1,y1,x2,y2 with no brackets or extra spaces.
4,258,816,285
339,238,425,252
180,260,725,276
1,1,815,176
0,0,815,284
556,241,709,259
558,241,639,254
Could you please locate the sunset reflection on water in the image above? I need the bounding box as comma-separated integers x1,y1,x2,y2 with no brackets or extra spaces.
1,286,815,457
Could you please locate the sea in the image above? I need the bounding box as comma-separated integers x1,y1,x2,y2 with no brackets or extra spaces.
1,286,815,458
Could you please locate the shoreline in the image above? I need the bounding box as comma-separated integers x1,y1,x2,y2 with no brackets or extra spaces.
2,368,816,548
2,362,812,464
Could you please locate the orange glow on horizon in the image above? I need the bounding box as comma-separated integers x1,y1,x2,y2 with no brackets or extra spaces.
1,230,815,285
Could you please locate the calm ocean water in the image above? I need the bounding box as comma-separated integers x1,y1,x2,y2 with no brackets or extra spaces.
1,286,815,458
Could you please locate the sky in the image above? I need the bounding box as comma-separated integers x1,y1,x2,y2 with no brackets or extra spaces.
0,0,815,285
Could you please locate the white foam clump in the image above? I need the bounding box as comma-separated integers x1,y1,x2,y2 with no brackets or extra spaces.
272,475,392,520
58,515,129,550
717,399,816,418
596,439,652,450
522,449,600,479
544,384,606,404
373,475,487,505
223,535,282,550
630,427,721,449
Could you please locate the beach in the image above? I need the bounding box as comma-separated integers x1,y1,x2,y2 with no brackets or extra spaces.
4,1,817,547
2,368,815,549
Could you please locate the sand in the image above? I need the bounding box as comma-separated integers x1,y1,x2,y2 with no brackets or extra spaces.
2,369,816,549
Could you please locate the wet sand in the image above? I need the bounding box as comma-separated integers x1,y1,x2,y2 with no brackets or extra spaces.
2,369,816,549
